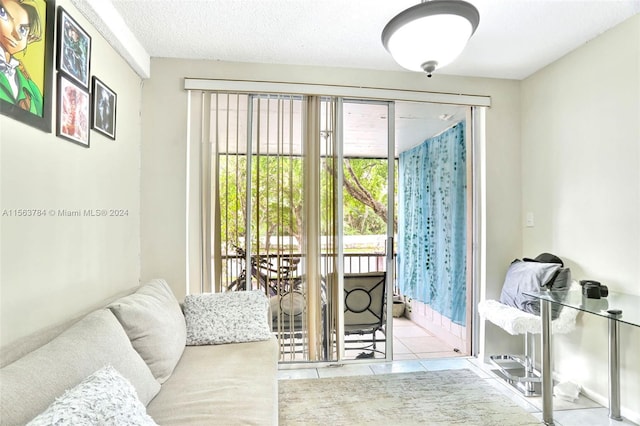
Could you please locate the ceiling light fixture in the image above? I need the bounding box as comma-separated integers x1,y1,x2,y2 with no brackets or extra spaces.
381,0,479,77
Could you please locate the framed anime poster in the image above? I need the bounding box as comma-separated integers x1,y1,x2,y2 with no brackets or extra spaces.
91,77,116,140
0,0,55,133
57,74,90,147
57,7,91,88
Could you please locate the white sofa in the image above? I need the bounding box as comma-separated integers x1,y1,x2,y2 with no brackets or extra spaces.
0,280,279,425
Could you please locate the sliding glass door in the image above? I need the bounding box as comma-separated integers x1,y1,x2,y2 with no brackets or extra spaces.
189,83,478,363
202,93,397,363
338,100,395,361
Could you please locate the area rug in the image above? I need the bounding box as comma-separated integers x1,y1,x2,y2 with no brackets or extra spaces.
279,369,541,425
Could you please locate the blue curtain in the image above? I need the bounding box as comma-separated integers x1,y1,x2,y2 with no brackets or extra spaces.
398,121,467,325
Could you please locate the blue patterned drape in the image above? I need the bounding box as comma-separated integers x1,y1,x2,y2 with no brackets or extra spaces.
398,122,467,325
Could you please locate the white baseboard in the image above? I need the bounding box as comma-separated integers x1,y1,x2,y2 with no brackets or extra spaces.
552,372,640,425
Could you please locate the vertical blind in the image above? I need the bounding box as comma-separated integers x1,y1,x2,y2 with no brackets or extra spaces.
205,92,338,361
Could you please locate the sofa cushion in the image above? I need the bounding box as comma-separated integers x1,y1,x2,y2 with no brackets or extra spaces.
146,338,279,425
184,290,271,345
0,309,160,425
27,365,158,426
109,279,186,383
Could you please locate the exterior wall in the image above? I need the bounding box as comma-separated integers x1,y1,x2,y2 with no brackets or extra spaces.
0,0,142,347
521,14,640,422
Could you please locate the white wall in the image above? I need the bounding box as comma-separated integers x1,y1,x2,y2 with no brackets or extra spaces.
521,14,640,421
0,0,143,347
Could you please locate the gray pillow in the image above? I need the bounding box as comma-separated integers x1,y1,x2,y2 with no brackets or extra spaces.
27,366,158,426
184,291,272,345
109,279,186,384
499,260,564,318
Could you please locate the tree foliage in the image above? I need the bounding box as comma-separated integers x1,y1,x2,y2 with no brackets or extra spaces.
218,154,394,252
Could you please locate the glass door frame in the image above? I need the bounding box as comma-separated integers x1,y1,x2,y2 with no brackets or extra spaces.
334,99,395,362
185,78,490,364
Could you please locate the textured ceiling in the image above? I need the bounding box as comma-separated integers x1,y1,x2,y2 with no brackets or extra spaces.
75,0,639,157
108,0,640,80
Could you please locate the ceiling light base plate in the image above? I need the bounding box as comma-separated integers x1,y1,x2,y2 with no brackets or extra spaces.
421,60,439,77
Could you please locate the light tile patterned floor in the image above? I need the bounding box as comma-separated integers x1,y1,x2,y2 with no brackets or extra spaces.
392,316,466,359
278,317,638,426
339,316,466,361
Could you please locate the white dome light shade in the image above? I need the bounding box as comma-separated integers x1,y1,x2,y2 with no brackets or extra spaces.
385,15,473,72
382,1,479,76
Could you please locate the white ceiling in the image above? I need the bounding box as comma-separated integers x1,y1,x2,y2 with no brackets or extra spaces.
211,97,466,158
343,101,468,157
106,0,640,80
75,0,638,157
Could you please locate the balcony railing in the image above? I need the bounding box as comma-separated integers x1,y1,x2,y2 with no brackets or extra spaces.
220,251,388,291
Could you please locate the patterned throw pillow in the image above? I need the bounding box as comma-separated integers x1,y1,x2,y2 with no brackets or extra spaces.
27,365,157,426
184,291,272,345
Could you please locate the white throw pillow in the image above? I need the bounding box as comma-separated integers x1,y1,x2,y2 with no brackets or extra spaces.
184,291,272,345
27,365,158,426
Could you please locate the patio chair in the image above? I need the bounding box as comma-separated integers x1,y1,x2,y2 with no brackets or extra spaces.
343,271,387,356
271,285,328,359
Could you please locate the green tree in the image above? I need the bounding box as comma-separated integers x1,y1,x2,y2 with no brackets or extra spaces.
342,158,395,235
219,155,395,250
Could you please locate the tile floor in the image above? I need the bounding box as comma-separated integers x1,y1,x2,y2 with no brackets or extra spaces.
278,316,638,426
338,316,466,361
392,316,467,359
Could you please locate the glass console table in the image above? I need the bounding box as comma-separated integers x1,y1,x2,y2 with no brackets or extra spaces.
523,289,640,425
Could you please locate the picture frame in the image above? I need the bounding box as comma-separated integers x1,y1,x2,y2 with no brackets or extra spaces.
57,74,90,147
57,7,91,88
91,77,117,140
0,0,55,133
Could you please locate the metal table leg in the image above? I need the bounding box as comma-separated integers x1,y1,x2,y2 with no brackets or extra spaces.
608,317,622,420
541,299,554,425
524,332,536,394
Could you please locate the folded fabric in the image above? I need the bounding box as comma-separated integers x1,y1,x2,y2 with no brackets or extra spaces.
499,259,571,319
554,381,581,402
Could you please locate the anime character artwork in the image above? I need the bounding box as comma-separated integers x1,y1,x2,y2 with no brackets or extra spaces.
58,8,89,87
0,0,46,115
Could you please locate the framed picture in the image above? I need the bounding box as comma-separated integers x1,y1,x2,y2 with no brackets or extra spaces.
91,77,117,139
0,0,55,132
57,7,91,88
57,74,90,147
